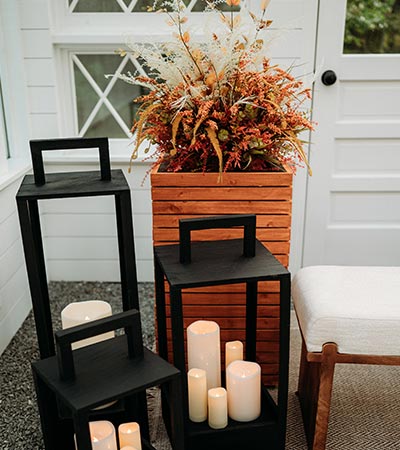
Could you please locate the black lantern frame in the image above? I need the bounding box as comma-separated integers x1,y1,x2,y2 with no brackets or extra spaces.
16,137,139,359
32,309,185,450
154,214,291,450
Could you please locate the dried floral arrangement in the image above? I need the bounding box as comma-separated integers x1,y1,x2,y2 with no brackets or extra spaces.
120,0,314,174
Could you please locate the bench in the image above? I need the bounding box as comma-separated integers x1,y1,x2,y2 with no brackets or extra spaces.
292,265,400,450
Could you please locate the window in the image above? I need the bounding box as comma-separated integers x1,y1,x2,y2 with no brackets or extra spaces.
0,78,10,172
72,53,149,139
344,0,400,54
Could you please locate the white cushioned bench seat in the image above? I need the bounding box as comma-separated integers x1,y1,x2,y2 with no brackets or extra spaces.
292,265,400,356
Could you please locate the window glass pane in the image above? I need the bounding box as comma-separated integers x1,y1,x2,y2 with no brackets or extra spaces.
77,54,122,91
344,0,400,54
132,0,190,11
84,104,126,138
71,0,123,12
191,0,239,12
108,60,149,126
73,53,150,138
73,62,100,131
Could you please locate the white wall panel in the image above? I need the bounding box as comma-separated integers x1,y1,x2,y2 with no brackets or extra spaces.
0,177,31,355
22,29,53,58
30,113,59,138
330,192,400,224
334,139,400,175
0,238,24,289
339,81,400,121
39,162,154,281
42,214,118,237
19,0,49,29
28,87,57,113
0,213,20,256
0,266,31,322
25,58,56,87
0,179,21,223
325,227,400,267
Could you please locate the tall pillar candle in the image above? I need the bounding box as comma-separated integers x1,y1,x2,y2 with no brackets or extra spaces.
188,368,207,422
225,340,243,369
226,360,261,422
118,422,142,450
75,421,117,450
61,300,114,350
187,320,221,389
208,387,228,429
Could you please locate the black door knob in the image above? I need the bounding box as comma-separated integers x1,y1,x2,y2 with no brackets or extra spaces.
321,70,337,86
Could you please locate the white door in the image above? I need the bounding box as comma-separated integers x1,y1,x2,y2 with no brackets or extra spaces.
303,0,400,267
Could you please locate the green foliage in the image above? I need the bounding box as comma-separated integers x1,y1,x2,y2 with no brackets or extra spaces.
344,0,400,53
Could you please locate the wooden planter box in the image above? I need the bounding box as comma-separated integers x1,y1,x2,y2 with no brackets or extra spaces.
151,166,293,386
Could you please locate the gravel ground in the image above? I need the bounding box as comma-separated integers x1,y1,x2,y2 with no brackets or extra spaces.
0,281,155,450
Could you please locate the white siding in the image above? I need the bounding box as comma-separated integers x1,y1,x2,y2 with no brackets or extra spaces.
41,162,153,281
0,178,31,354
20,0,59,139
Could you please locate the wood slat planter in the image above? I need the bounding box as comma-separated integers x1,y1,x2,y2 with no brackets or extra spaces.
151,166,293,386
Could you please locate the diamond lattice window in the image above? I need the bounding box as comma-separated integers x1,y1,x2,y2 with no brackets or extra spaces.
72,53,149,138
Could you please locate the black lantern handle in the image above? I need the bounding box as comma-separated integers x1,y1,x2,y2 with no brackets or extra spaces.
55,309,143,381
179,214,256,264
30,137,111,186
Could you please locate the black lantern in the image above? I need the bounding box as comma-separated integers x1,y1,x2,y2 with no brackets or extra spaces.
32,309,184,450
16,137,139,359
16,138,148,440
154,215,291,450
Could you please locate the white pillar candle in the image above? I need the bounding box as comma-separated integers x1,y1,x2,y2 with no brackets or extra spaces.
74,421,117,450
208,387,228,429
61,300,114,350
225,340,243,369
118,422,142,450
187,320,221,389
120,447,138,450
226,360,261,422
188,368,207,422
62,300,116,410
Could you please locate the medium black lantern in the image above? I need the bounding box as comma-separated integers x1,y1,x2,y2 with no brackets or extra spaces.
16,137,139,359
154,214,291,450
32,309,184,450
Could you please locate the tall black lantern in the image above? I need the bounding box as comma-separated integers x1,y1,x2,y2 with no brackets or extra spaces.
16,138,149,443
154,215,291,450
16,137,139,359
32,309,184,450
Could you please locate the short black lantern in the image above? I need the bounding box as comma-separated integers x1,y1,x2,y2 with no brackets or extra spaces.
16,137,139,359
154,214,291,450
32,309,184,450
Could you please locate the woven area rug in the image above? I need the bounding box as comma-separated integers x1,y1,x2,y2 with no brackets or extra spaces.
0,282,399,449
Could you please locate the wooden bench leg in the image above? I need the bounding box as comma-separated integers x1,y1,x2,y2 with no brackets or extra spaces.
297,342,337,450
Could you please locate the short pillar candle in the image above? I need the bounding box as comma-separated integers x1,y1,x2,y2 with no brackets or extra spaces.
76,421,117,450
118,422,142,450
188,368,207,422
187,320,221,389
225,340,243,369
226,360,261,422
208,387,228,429
61,300,114,350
